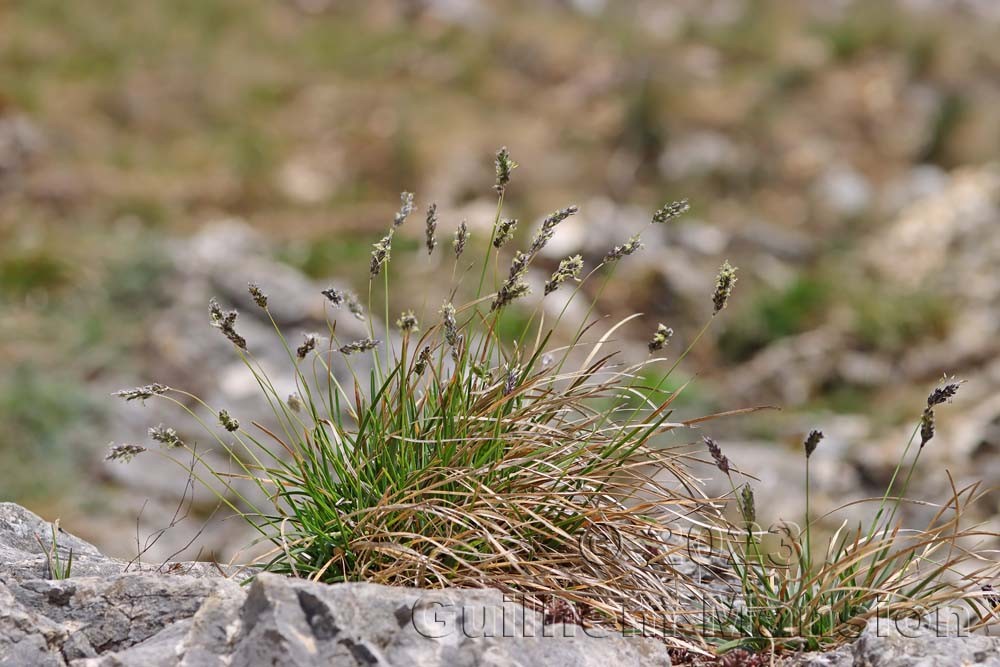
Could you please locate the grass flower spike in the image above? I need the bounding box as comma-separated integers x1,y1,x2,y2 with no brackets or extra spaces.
248,282,268,309
920,407,935,447
652,199,690,224
396,310,419,333
425,203,438,255
804,429,824,458
703,436,730,474
218,410,239,432
544,254,583,295
149,424,182,448
648,324,673,353
712,260,738,315
339,337,380,355
393,191,415,228
296,333,318,360
322,287,344,305
604,234,643,263
529,205,578,257
209,298,247,349
106,443,146,462
453,220,469,258
114,383,168,403
927,380,963,407
369,230,394,278
493,218,518,249
494,146,517,194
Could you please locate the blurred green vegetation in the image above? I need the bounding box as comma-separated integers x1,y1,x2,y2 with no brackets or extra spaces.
0,365,99,503
718,276,831,362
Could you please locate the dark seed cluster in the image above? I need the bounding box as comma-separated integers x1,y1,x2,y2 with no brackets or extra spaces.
425,203,438,255
248,282,268,309
107,443,146,462
339,338,380,355
703,436,730,475
804,430,824,458
453,220,469,259
209,298,247,349
296,334,318,360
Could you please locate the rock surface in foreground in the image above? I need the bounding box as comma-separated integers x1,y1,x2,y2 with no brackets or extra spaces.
0,503,668,666
2,502,999,666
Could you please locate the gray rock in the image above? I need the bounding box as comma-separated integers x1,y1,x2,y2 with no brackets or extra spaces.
792,619,1000,666
1,503,672,666
5,502,1000,666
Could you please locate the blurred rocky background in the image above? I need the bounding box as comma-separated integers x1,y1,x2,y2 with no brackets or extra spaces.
2,0,1000,562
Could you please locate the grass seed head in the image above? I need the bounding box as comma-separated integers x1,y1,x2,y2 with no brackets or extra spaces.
492,279,530,311
287,393,303,413
370,230,394,278
393,191,415,228
648,323,673,353
703,435,730,474
740,484,756,526
493,251,532,310
529,205,578,257
604,234,643,263
149,424,182,448
296,333,318,360
804,429,824,458
544,254,584,295
453,220,469,258
248,282,268,309
218,410,239,432
493,218,518,249
322,287,345,306
425,203,438,255
414,345,432,376
652,199,690,224
208,298,247,349
927,380,963,407
441,302,460,347
339,337,380,355
106,443,146,462
712,260,738,315
920,407,935,448
396,310,419,333
114,383,169,403
494,146,517,194
503,363,521,396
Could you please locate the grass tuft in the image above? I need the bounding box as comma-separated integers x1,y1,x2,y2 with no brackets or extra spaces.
111,147,996,656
